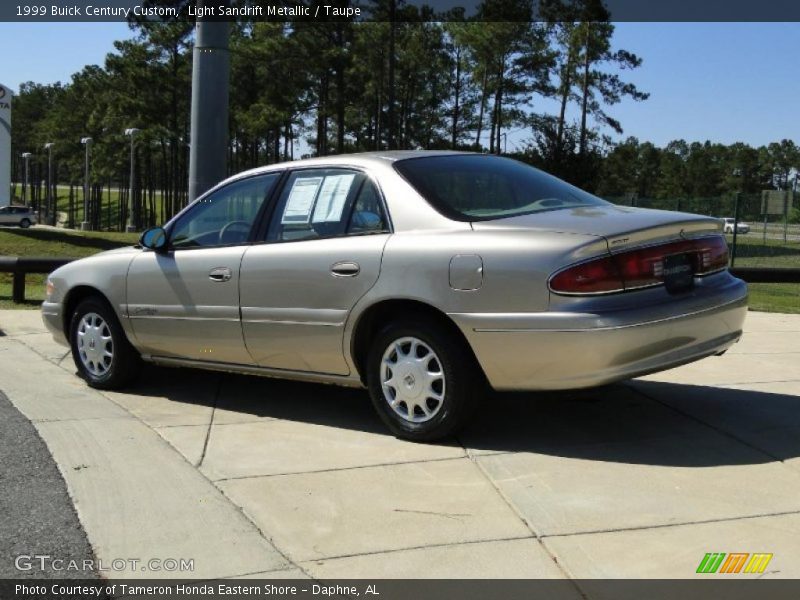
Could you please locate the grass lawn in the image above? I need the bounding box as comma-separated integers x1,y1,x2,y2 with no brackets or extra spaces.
0,227,138,309
0,226,797,314
746,283,800,314
727,234,800,268
52,188,173,227
726,234,800,313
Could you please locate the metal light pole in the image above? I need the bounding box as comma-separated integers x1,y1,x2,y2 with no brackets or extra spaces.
21,152,32,205
80,137,92,231
124,128,140,232
44,143,54,225
188,0,231,202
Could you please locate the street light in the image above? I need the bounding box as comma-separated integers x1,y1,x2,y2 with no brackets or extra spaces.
124,128,140,232
20,152,32,205
80,137,92,231
44,143,55,225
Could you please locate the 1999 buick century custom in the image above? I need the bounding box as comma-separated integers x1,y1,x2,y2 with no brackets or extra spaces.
42,151,747,441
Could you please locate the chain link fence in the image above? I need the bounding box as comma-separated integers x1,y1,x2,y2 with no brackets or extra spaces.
606,193,800,313
607,193,800,269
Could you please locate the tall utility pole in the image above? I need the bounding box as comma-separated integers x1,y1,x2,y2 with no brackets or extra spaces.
188,0,231,203
21,152,31,205
387,0,396,150
125,128,140,232
80,137,92,231
44,143,54,225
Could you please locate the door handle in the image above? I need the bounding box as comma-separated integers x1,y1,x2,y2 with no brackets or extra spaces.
209,267,232,282
331,261,360,277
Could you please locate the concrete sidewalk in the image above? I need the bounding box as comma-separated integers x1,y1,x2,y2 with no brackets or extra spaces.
1,309,799,581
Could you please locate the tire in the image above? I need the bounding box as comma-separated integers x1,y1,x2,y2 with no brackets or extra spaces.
19,218,31,228
366,316,483,442
69,297,141,390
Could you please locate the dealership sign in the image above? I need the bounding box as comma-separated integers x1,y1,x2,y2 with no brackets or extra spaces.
0,83,10,207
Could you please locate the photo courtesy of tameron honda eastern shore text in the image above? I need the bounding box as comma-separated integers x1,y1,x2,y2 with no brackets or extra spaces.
41,151,747,441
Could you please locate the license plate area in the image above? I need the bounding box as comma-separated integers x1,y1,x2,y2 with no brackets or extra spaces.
662,253,694,294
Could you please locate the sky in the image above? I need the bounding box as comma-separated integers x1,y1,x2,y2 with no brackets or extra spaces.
0,21,797,151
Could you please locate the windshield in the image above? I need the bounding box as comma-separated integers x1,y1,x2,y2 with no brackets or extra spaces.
394,154,608,221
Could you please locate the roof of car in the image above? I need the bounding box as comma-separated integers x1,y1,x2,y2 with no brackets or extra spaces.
227,150,477,183
343,150,467,160
287,150,471,164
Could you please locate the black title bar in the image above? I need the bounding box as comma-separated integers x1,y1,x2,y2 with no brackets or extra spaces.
4,0,800,22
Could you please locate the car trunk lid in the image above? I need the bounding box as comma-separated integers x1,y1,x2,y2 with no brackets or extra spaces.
471,205,722,250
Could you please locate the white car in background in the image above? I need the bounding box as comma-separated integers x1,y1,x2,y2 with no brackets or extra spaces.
722,217,750,234
0,205,37,228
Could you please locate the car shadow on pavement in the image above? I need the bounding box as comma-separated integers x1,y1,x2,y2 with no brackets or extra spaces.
126,365,799,468
460,381,800,467
128,364,387,434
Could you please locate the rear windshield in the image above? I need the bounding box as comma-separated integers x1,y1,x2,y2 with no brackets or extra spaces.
394,154,608,221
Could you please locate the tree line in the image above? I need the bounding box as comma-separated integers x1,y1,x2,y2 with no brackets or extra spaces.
593,137,800,201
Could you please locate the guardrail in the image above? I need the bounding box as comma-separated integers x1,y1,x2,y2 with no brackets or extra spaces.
1,257,799,305
729,267,800,284
0,257,75,303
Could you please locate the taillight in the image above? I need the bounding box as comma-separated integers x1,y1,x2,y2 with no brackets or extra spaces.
695,236,729,273
549,235,729,295
549,256,624,294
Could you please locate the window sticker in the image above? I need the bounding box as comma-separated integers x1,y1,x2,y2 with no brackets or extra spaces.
312,174,356,223
282,176,322,224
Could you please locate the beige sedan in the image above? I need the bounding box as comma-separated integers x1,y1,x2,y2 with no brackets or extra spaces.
42,152,747,441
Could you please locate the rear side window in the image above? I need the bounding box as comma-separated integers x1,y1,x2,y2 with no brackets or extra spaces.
395,154,607,221
267,169,388,242
347,180,388,234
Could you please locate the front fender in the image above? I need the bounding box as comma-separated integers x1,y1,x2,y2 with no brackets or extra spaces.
47,248,140,341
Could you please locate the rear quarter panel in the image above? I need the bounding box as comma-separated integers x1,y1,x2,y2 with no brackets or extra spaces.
363,228,608,313
342,227,611,372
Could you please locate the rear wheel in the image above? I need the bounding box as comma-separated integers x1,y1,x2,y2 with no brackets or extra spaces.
69,297,141,389
19,218,31,228
366,317,483,442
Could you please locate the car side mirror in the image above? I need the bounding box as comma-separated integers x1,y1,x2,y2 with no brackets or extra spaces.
140,226,168,252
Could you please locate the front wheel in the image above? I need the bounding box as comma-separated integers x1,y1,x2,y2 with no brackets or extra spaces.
366,317,483,442
70,297,141,389
19,218,31,228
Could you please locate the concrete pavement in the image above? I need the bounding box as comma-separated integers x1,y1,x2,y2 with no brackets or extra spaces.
1,308,799,581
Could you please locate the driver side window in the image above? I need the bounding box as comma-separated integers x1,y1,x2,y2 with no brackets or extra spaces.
170,174,279,249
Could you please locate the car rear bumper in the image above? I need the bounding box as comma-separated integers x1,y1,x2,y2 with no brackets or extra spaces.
41,301,68,347
450,275,748,391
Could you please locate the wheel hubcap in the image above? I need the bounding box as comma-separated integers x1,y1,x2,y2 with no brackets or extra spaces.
76,312,114,377
380,336,445,423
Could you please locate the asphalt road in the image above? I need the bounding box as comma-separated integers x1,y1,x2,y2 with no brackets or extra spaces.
0,390,97,579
